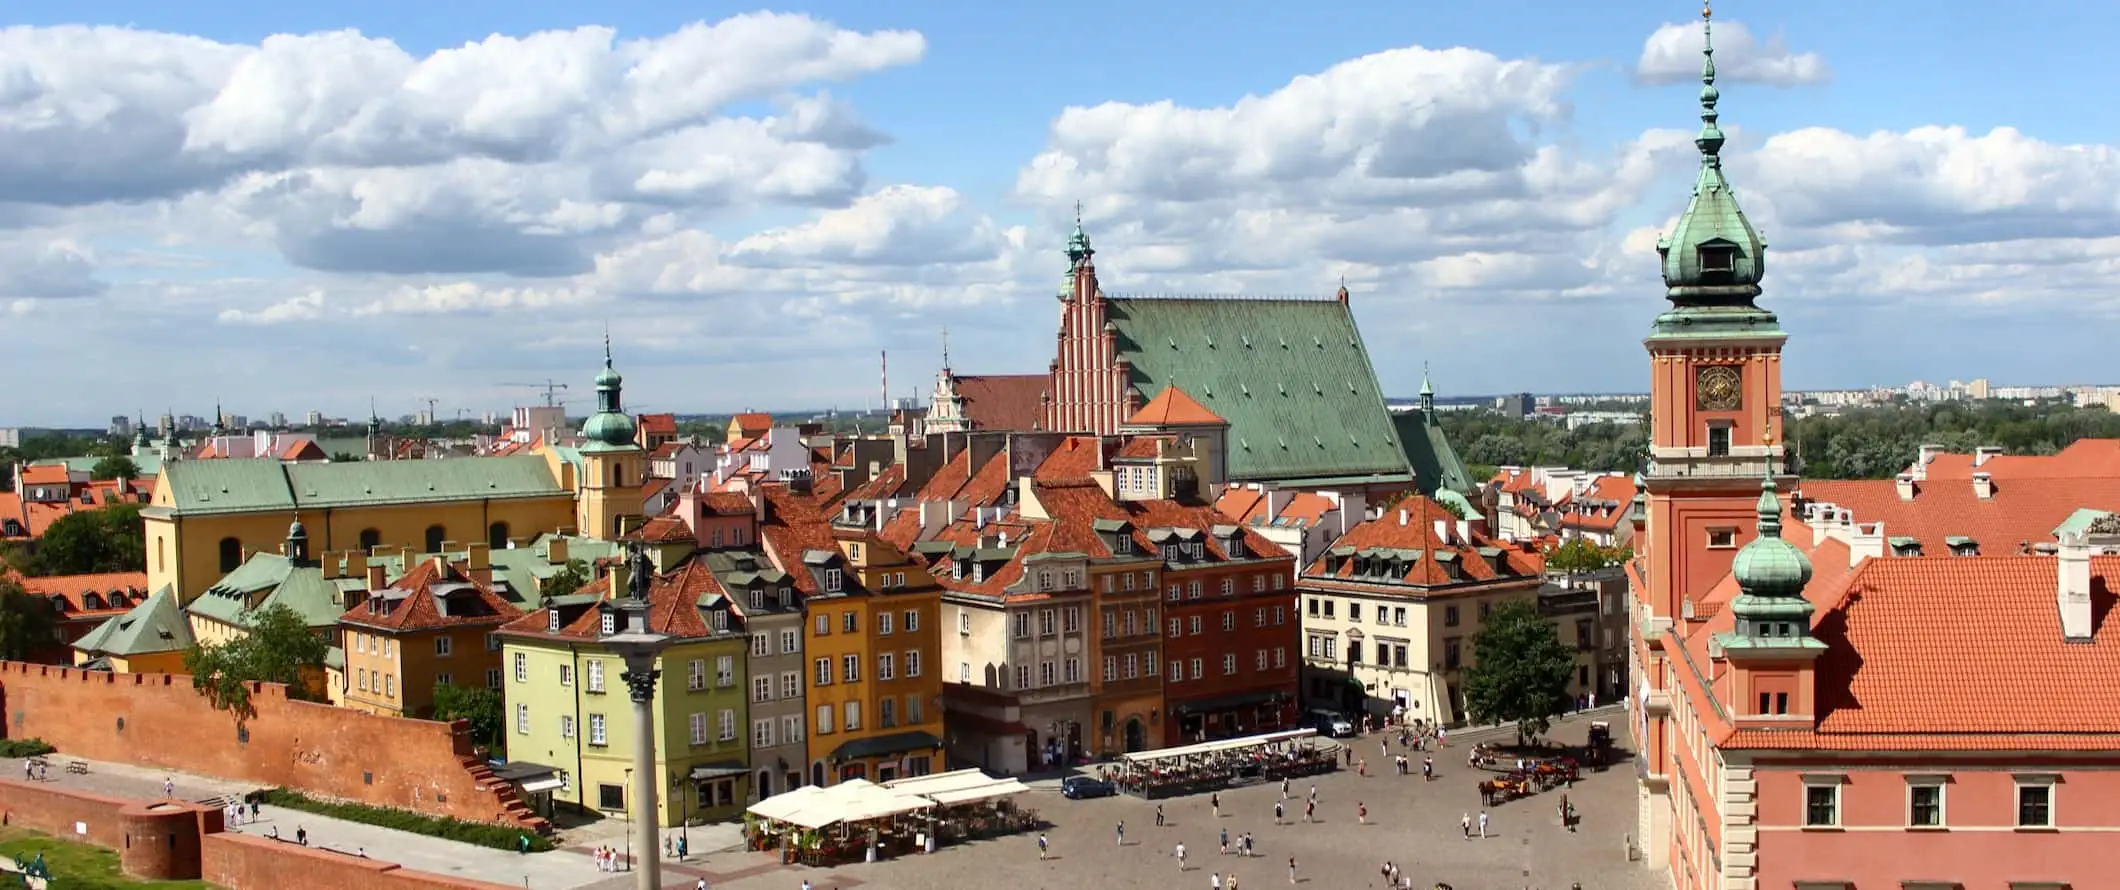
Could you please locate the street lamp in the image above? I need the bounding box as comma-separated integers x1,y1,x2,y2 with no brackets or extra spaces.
603,544,672,890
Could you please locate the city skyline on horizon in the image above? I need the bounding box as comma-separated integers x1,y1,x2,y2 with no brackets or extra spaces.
4,1,2119,424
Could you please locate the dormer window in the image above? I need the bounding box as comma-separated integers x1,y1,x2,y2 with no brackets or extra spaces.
824,568,843,592
711,610,728,631
1116,536,1134,554
549,610,563,633
600,611,616,636
749,590,764,611
1699,244,1736,275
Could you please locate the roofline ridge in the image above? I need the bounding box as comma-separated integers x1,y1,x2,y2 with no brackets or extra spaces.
1104,292,1342,302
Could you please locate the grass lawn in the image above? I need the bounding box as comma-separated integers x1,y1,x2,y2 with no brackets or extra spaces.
0,826,217,889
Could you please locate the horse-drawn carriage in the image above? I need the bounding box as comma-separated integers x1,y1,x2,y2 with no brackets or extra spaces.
1477,773,1534,806
1474,755,1578,805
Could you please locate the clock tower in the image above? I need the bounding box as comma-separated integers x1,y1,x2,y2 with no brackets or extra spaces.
1630,2,1792,870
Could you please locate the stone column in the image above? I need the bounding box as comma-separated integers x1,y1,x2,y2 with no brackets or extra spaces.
623,662,663,890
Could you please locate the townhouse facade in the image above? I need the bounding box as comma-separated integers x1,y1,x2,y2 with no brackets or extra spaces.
339,553,520,718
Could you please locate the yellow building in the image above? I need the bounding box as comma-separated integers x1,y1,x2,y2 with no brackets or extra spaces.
496,560,754,827
70,586,193,673
142,455,577,602
770,514,946,787
539,342,646,541
340,552,522,718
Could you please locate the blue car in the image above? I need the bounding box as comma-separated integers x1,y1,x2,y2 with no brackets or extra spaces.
1060,776,1117,799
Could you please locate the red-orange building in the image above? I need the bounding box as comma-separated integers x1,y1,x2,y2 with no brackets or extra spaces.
1628,11,2116,890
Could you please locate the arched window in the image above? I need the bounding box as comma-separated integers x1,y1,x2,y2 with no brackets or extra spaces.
156,538,166,573
218,537,243,572
425,525,446,553
488,522,511,550
359,528,382,553
615,462,628,488
810,763,825,788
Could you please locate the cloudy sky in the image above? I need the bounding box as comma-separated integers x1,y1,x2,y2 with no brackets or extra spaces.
5,0,2119,425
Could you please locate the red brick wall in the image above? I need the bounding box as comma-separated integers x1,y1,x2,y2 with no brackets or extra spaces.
0,663,521,826
202,832,525,890
0,776,128,847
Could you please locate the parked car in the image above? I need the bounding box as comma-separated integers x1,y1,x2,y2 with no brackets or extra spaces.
1060,776,1117,799
1306,709,1356,738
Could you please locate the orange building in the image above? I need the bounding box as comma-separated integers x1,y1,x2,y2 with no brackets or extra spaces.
339,553,522,717
1629,11,2120,890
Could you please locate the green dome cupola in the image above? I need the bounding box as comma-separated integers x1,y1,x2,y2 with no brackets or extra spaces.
579,334,639,451
1654,2,1775,333
1719,467,1826,654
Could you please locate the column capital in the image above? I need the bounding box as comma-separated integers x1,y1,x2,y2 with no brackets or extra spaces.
622,668,661,704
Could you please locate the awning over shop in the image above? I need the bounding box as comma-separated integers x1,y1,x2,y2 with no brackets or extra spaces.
689,761,748,780
1119,728,1319,764
882,768,1032,806
490,761,564,794
746,779,930,829
830,730,943,762
1172,689,1281,715
521,777,567,794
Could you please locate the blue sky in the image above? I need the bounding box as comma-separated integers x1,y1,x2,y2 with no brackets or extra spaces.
4,1,2119,423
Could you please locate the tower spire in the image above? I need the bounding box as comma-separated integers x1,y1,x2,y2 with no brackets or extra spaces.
1696,1,1725,167
1419,362,1435,415
941,326,951,373
1653,0,1767,315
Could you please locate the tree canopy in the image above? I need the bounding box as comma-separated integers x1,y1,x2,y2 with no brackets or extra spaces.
1462,598,1576,745
0,582,62,662
182,603,330,720
2,504,145,577
433,683,505,753
1544,538,1630,575
89,455,139,482
540,558,592,603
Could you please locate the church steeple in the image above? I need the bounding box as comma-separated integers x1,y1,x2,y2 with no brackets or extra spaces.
1654,1,1771,325
210,402,226,436
1419,362,1436,416
1719,430,1825,654
580,333,639,451
1067,202,1094,266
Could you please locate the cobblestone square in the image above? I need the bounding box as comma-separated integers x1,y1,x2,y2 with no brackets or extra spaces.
654,712,1656,890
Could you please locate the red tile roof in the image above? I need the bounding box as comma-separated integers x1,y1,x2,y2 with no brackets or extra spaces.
1026,481,1287,564
1303,496,1543,586
951,375,1047,432
1127,386,1223,427
758,486,839,594
1215,488,1337,528
342,558,522,633
730,413,774,436
19,466,70,486
499,558,729,639
7,570,150,615
649,442,684,460
1796,475,2120,556
1914,439,2120,482
628,513,694,544
1032,436,1106,483
638,413,678,435
1558,475,1634,533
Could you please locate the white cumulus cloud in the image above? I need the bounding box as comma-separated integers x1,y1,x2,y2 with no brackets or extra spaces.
1636,20,1829,86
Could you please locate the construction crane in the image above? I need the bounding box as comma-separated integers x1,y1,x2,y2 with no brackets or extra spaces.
419,397,440,423
501,380,570,407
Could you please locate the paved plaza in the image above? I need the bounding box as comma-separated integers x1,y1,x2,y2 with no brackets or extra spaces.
620,709,1658,890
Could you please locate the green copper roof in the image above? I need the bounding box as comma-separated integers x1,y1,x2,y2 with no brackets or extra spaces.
1652,8,1773,336
1107,297,1413,485
187,553,346,629
1730,475,1811,602
1393,409,1475,497
73,586,193,657
580,337,639,452
160,455,563,516
46,454,163,478
2054,508,2113,540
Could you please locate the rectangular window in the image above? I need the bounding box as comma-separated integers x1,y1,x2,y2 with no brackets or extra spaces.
1039,609,1057,636
1168,660,1183,681
843,653,860,683
434,636,452,656
816,704,834,734
1708,528,1737,549
2017,780,2054,828
824,568,843,592
716,655,734,687
1223,653,1237,675
1257,649,1268,671
905,649,921,677
1145,657,1159,677
1221,612,1235,631
878,652,896,681
1445,605,1460,627
878,612,893,636
783,714,804,743
1015,664,1032,689
1274,606,1285,625
560,715,575,739
1167,584,1181,603
515,703,529,734
1167,617,1182,638
1125,653,1139,679
907,693,924,725
513,653,527,683
486,668,502,689
815,614,830,636
1064,606,1081,633
844,701,861,731
1219,578,1233,596
1254,607,1266,628
1064,657,1081,683
1103,656,1118,682
1707,424,1732,457
753,718,774,749
1275,647,1286,668
1348,603,1361,622
842,610,858,633
1189,658,1204,680
1104,610,1117,639
586,659,605,693
753,675,773,702
687,659,706,691
689,712,708,746
1039,661,1057,686
879,697,897,728
1014,612,1033,639
780,629,801,653
904,609,919,632
752,633,770,656
598,784,624,812
1803,782,1839,827
815,657,832,686
1908,782,1945,828
781,671,800,698
1189,616,1202,635
589,714,608,746
718,709,736,741
1188,581,1201,599
558,664,573,687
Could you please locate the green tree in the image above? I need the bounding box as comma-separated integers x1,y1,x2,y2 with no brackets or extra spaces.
1462,599,1576,745
5,504,145,577
1544,538,1629,575
330,451,361,462
540,558,592,603
0,581,62,661
182,603,329,720
433,683,505,753
89,455,139,481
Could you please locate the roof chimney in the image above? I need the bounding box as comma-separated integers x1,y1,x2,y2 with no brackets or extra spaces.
547,537,569,566
1397,509,1409,526
2058,532,2094,642
366,561,387,591
1848,522,1885,566
1974,445,2004,467
1972,471,1994,500
1913,443,1945,481
1894,473,1917,502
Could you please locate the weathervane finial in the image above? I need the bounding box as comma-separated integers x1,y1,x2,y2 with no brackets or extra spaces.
1703,0,1712,21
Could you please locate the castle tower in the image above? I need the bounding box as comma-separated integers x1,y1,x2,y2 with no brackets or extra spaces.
1632,1,1791,870
576,336,645,539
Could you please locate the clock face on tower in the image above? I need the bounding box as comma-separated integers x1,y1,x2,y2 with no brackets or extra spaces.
1695,365,1743,412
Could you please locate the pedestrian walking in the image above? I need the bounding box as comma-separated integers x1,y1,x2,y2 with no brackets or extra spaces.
21,761,29,782
295,826,307,846
1212,872,1222,890
1157,803,1166,827
163,777,174,798
1242,831,1254,857
1280,777,1290,800
1230,872,1241,890
1358,801,1367,825
696,877,708,890
1423,757,1434,781
1274,801,1284,824
1288,856,1298,884
1220,827,1229,854
1307,785,1316,803
250,800,260,822
1039,832,1049,860
1211,792,1221,819
1478,810,1490,838
1117,821,1126,846
1176,841,1188,871
1302,800,1315,823
1358,758,1366,777
801,880,812,890
1461,812,1472,839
